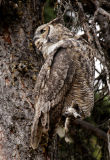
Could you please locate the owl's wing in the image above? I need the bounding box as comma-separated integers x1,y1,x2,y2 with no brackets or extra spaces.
31,47,75,149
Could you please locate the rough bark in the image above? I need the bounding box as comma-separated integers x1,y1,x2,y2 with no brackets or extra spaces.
0,1,45,159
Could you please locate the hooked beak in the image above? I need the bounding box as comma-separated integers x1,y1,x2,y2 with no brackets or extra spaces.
33,35,39,44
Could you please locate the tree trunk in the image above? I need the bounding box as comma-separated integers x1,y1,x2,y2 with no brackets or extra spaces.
0,1,46,159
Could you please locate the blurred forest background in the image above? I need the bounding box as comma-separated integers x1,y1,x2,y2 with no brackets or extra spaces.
0,0,110,160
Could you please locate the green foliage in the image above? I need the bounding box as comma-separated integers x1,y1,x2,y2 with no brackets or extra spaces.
44,0,56,23
93,94,110,125
90,136,102,160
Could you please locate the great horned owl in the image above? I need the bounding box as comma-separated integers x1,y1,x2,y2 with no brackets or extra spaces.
31,18,94,149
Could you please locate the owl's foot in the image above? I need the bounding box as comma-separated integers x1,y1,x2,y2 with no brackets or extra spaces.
65,107,81,119
64,108,81,143
64,117,74,143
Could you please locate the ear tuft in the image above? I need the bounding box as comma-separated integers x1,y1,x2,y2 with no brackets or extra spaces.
49,17,63,25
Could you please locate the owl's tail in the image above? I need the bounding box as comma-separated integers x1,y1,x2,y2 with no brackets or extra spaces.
31,115,43,149
31,109,49,149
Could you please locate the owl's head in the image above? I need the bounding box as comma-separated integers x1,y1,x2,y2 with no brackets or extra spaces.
33,18,73,58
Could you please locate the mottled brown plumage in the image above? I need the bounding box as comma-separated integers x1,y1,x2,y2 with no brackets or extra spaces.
31,18,95,149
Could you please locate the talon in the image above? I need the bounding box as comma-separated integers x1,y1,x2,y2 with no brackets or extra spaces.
65,107,81,119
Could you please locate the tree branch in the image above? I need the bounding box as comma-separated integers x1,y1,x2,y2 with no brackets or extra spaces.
73,119,108,143
64,111,108,143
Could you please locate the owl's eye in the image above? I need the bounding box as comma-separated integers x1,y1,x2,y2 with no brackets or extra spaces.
40,29,45,34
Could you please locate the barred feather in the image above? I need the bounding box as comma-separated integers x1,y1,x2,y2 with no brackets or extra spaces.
31,19,95,149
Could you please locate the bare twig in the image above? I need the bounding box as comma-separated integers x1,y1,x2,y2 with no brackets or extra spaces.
92,6,110,94
95,7,110,20
76,1,93,44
